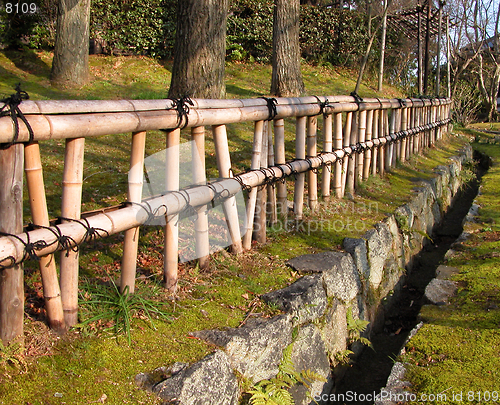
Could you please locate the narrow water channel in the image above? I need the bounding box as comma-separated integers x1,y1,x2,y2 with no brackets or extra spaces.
330,151,489,405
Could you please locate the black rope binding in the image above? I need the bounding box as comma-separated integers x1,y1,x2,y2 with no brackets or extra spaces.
260,97,278,121
350,91,363,105
0,230,48,264
58,217,109,245
29,223,78,257
122,200,170,226
166,96,194,129
0,84,34,149
206,182,231,208
314,96,330,117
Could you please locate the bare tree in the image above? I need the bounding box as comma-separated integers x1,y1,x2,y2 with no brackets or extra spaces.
446,0,482,97
447,0,500,121
168,0,229,99
271,0,305,97
51,0,91,87
474,0,500,121
354,0,393,94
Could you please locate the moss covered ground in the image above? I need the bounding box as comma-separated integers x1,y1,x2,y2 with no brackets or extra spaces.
0,50,471,404
401,129,500,404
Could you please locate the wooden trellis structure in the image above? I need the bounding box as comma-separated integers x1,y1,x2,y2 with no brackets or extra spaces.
0,94,451,343
387,0,448,95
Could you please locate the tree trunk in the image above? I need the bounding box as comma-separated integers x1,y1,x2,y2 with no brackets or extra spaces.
271,0,305,97
51,0,90,87
377,0,387,92
168,0,228,99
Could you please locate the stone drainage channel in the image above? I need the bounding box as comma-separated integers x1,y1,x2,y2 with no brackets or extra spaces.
331,150,490,405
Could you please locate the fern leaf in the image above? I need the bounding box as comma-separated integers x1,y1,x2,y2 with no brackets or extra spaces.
358,337,373,348
300,369,327,385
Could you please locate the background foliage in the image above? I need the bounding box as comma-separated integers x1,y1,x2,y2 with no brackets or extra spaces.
0,0,373,67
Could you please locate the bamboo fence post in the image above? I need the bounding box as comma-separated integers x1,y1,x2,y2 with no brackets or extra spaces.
212,124,243,253
371,109,379,176
333,113,343,199
121,131,146,294
415,106,421,154
242,121,264,250
434,104,439,142
422,106,427,150
191,126,210,269
356,110,367,185
393,109,401,162
437,104,442,140
425,106,430,148
346,112,358,195
164,129,180,293
274,119,287,223
24,142,66,332
254,122,268,243
294,116,307,220
400,107,408,162
267,121,277,225
321,114,333,201
408,107,414,157
0,143,24,344
341,112,352,196
363,110,373,180
430,104,435,144
385,110,392,170
60,137,85,327
307,116,318,212
379,110,386,176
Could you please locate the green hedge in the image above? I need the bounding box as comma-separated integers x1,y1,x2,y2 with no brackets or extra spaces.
0,0,370,67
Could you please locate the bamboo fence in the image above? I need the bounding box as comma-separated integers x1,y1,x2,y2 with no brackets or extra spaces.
0,94,451,339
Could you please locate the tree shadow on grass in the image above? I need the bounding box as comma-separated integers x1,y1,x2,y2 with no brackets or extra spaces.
226,83,264,99
3,48,52,79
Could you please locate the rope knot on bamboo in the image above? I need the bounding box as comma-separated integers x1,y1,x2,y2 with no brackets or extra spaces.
58,217,109,245
166,96,194,129
314,96,330,117
260,97,278,121
207,183,231,208
350,91,363,105
0,230,48,264
30,223,79,257
0,84,34,149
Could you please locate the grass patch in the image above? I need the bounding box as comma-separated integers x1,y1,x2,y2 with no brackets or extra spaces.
400,135,500,404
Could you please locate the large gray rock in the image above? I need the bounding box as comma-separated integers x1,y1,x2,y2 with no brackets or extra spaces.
289,324,333,405
424,278,457,305
286,251,361,304
192,314,293,383
287,251,341,273
343,237,370,282
151,350,239,405
448,158,462,194
383,215,405,270
435,265,460,280
363,224,391,290
261,274,328,325
320,299,348,364
321,252,361,303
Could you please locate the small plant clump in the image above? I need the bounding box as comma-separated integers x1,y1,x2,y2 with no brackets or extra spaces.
246,343,326,405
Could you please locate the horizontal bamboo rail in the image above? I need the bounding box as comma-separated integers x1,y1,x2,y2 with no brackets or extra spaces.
0,97,449,143
0,93,451,337
0,120,449,265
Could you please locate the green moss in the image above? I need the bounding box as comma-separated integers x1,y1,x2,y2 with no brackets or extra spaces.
400,136,500,402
